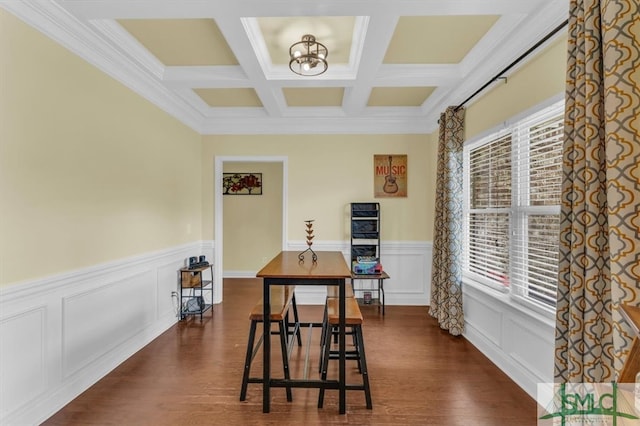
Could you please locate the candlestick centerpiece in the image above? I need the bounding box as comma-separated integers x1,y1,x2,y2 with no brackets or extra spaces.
298,219,317,262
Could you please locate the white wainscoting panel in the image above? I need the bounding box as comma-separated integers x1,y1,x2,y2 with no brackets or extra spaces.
463,290,503,348
0,307,46,420
0,242,205,426
462,281,555,399
504,315,554,383
379,242,432,306
62,270,156,378
158,262,181,318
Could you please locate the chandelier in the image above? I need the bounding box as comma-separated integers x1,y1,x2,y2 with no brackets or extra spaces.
289,34,328,76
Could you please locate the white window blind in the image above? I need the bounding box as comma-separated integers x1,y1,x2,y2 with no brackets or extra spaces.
466,133,512,288
464,100,564,310
511,105,564,308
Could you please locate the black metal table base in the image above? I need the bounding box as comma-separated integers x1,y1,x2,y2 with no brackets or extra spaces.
262,278,346,414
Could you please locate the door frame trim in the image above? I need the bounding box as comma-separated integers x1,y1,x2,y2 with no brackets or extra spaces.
214,156,288,301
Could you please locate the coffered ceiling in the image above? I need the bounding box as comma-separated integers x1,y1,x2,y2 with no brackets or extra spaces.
4,0,568,134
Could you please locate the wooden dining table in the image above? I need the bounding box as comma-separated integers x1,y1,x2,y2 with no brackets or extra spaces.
256,250,351,414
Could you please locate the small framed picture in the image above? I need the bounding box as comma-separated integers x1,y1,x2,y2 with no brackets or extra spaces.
222,173,262,195
374,155,407,198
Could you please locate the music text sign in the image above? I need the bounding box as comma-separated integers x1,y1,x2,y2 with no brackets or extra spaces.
374,154,407,198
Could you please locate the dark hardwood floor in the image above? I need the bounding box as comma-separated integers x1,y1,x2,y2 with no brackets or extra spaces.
44,278,537,425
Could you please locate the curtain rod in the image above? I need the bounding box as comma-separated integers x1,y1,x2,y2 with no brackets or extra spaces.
454,19,569,111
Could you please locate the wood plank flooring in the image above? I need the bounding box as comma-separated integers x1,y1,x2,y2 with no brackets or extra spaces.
43,278,538,425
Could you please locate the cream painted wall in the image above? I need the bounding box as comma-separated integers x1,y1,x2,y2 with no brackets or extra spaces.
203,135,437,245
465,34,567,140
222,162,283,270
200,37,565,251
0,10,202,285
0,8,565,285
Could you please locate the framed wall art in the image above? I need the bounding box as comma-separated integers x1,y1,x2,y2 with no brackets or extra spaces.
222,172,262,195
374,154,407,198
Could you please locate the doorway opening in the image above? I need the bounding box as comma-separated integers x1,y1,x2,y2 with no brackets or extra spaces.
213,156,288,302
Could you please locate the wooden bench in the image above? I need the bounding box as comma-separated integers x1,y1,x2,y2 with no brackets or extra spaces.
239,285,301,402
320,282,356,355
318,297,372,409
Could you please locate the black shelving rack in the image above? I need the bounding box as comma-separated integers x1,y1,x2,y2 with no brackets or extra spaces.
350,202,388,314
350,202,381,266
179,264,214,320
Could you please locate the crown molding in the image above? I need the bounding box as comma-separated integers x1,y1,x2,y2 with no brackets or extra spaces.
3,0,568,136
199,115,434,135
439,2,569,111
4,1,206,132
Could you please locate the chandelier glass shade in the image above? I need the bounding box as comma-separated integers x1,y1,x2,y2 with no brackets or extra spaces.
289,34,328,76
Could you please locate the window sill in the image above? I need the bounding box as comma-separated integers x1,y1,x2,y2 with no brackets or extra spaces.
462,277,556,328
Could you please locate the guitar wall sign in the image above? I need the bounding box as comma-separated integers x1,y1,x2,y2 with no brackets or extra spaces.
374,154,407,198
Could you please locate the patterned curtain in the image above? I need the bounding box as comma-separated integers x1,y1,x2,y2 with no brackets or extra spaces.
554,0,640,383
430,106,465,336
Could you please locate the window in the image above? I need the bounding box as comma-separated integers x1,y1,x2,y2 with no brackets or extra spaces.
463,100,564,311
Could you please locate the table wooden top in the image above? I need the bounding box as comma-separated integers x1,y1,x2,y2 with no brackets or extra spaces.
620,304,640,337
256,251,351,279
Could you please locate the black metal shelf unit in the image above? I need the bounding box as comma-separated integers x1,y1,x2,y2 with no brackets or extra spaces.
350,202,381,266
179,264,214,320
350,202,388,313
